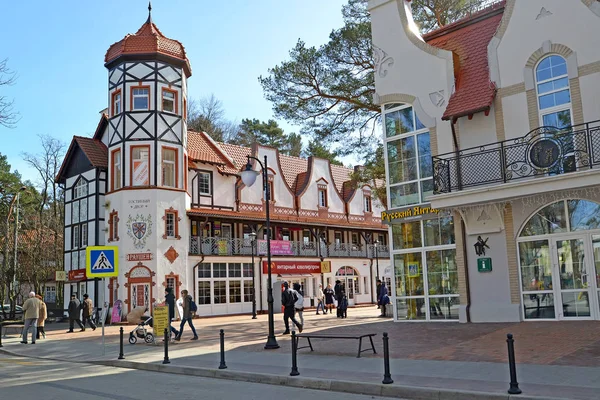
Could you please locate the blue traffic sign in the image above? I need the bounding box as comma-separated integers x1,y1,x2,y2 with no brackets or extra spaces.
86,246,119,277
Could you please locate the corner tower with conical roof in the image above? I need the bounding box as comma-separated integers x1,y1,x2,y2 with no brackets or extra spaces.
103,4,192,313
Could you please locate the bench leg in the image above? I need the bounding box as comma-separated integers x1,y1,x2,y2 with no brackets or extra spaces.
357,337,363,358
369,335,377,355
307,337,314,352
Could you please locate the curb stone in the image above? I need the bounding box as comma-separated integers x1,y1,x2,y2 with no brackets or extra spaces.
0,348,574,400
94,359,571,400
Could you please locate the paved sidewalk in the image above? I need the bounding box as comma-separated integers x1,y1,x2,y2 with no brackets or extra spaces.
2,307,599,399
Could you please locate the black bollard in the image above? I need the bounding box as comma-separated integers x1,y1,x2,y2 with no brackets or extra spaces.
118,327,125,360
163,328,170,364
506,333,521,394
290,330,299,376
219,329,227,369
382,332,393,384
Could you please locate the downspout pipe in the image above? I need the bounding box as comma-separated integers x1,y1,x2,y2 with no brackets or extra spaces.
451,118,463,191
461,219,471,323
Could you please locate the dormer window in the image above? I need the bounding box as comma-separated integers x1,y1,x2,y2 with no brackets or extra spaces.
364,195,372,213
131,86,150,110
112,90,121,116
318,188,327,207
162,88,177,113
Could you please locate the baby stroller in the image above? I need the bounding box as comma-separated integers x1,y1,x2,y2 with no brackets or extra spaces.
128,316,154,344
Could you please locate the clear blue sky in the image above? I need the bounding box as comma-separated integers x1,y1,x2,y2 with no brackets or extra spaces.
0,0,348,183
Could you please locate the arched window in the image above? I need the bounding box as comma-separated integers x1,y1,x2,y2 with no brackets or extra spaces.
519,200,600,237
536,55,572,129
73,178,88,199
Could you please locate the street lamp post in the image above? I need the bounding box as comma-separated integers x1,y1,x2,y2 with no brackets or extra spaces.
375,240,380,280
241,155,279,350
4,186,27,318
249,231,257,319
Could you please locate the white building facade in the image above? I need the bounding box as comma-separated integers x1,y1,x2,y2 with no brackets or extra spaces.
370,0,600,322
57,11,389,318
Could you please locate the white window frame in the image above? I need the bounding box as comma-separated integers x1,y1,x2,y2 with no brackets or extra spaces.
318,189,327,207
81,223,88,248
113,91,121,115
161,88,176,113
73,225,80,249
364,194,372,212
198,172,211,195
165,212,175,238
113,149,122,190
162,148,176,188
535,55,572,129
74,179,88,199
132,88,149,111
383,103,432,208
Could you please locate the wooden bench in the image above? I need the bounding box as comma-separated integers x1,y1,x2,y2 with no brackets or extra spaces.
295,333,377,358
2,324,24,338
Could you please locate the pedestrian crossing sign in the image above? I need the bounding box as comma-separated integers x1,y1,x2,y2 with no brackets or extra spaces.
86,246,119,277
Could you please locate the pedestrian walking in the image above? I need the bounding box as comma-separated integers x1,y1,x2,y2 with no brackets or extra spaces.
36,294,47,340
81,294,97,331
324,283,335,314
316,283,325,315
175,290,198,341
334,280,343,318
376,279,382,309
21,292,41,344
380,293,391,317
378,281,389,317
338,291,348,318
281,281,302,334
292,283,304,327
67,294,84,333
165,287,179,338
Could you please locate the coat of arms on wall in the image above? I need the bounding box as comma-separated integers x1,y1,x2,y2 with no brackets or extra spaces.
127,214,153,249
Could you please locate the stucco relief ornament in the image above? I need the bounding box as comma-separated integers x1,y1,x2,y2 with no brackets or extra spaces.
429,90,446,107
127,213,153,250
373,45,395,77
536,7,553,20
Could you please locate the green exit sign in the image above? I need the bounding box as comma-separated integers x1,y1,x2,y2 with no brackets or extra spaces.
477,258,492,272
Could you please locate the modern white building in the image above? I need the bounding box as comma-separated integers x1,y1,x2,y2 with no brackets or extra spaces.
56,10,389,317
370,0,600,322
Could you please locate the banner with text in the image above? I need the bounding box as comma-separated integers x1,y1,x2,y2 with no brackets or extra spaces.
257,240,294,256
262,261,322,274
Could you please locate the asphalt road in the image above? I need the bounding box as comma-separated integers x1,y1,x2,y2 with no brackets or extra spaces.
0,356,394,400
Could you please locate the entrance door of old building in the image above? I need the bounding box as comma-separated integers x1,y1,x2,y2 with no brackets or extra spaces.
552,235,596,319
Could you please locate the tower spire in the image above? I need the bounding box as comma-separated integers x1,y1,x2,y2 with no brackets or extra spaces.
147,1,152,23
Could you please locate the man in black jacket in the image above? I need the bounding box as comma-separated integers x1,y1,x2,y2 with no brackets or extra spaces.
281,282,302,334
67,294,84,333
334,280,343,318
165,288,179,338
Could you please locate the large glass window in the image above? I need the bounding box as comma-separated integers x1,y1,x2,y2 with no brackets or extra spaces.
197,281,211,305
536,55,572,129
384,104,431,208
132,87,150,110
214,281,226,304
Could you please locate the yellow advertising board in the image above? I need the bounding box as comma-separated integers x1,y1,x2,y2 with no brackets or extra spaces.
320,260,331,273
153,306,169,338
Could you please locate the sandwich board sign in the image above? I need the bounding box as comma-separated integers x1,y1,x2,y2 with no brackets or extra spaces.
86,246,119,278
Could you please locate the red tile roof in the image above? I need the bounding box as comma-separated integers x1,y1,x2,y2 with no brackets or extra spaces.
105,18,191,77
187,131,235,167
423,1,505,120
55,136,108,183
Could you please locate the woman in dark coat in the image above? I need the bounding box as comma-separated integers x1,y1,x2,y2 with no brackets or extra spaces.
324,283,335,314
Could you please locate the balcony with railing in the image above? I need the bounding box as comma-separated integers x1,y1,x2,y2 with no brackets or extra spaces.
189,237,390,259
433,121,600,194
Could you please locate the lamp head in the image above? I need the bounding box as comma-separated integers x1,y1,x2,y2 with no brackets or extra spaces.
241,160,259,187
249,231,257,239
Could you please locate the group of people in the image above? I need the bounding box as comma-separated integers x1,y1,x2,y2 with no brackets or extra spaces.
67,293,97,332
282,280,351,334
20,292,47,344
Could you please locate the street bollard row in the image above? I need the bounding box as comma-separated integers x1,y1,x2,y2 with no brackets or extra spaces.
118,327,125,359
382,332,393,384
506,333,521,394
163,328,170,364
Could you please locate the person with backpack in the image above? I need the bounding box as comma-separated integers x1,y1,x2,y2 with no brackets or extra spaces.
338,290,348,318
292,283,304,327
175,289,198,341
281,282,302,334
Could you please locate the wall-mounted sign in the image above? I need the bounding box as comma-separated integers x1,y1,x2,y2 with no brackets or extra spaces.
132,160,149,185
477,257,492,273
127,253,153,262
263,261,323,274
382,205,440,223
55,271,66,281
529,138,560,169
68,268,87,281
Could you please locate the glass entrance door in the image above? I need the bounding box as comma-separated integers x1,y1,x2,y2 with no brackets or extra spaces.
553,237,592,319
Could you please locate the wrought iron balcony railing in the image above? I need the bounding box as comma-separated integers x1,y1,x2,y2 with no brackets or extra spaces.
433,120,600,194
189,237,390,259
